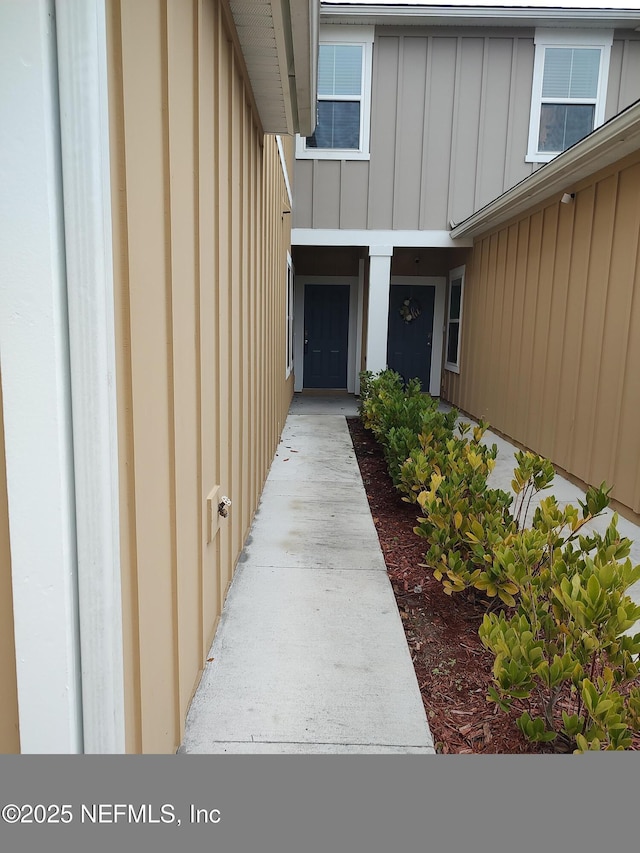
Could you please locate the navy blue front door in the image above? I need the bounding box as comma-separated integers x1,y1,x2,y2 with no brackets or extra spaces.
387,285,435,389
303,284,350,388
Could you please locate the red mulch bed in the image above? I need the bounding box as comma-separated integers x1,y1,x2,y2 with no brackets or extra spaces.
348,417,640,753
347,416,547,754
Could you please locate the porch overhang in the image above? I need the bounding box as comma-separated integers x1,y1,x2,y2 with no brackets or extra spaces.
229,0,319,136
450,99,640,240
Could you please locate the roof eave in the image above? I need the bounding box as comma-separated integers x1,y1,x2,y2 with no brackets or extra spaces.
320,3,640,29
230,0,319,136
450,100,640,240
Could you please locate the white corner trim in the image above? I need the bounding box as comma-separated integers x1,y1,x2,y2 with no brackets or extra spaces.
55,0,125,754
276,135,293,208
0,0,83,753
292,228,473,248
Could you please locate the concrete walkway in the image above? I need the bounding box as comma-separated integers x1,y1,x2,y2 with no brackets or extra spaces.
180,392,640,754
180,393,436,754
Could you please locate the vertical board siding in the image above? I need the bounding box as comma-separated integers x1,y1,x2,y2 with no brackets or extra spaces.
393,37,426,228
614,37,640,115
295,30,640,233
421,37,456,229
0,379,20,753
443,152,640,518
108,0,293,753
368,35,399,229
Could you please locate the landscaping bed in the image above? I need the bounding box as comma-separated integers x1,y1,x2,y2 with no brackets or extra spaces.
348,415,640,754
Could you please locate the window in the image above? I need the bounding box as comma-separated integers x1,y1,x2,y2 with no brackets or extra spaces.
286,254,294,378
445,266,464,374
527,30,612,163
296,26,374,160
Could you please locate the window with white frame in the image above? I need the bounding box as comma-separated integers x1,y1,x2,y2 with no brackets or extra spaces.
296,26,374,160
527,30,613,163
445,266,464,373
286,254,294,378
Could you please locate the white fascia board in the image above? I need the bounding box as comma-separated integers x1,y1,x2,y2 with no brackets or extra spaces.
451,99,640,239
232,0,318,135
292,228,473,247
270,0,295,134
320,3,640,29
290,0,320,136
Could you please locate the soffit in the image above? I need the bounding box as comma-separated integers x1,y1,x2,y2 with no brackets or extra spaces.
229,0,318,136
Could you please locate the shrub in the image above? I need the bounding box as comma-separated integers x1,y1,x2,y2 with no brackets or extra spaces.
359,370,458,486
479,485,640,752
407,439,556,605
358,368,640,750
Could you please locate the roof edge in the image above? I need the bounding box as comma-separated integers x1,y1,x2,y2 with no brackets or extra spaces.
450,99,640,239
320,3,640,28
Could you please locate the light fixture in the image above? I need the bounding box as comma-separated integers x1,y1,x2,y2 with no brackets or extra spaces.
561,193,575,204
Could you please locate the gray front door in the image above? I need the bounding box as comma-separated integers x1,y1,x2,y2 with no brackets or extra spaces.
303,284,350,388
387,285,435,389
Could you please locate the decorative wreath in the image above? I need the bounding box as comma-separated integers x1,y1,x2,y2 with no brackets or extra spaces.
399,296,422,324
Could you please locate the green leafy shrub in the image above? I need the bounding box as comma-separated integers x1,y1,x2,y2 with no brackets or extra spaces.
358,370,458,486
407,437,556,605
358,369,640,750
479,488,640,752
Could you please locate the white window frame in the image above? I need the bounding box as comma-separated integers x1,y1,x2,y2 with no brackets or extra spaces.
526,29,613,164
444,266,465,374
286,252,294,378
296,25,374,161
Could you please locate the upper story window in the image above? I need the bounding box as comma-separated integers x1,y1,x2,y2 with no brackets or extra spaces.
527,30,613,164
296,26,374,161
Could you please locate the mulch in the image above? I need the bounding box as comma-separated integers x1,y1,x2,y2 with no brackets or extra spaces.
347,416,556,754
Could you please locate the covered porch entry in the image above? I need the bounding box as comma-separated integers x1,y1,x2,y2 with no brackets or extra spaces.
292,245,467,397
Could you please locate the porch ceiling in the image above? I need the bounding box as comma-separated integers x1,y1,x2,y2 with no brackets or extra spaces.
229,0,318,136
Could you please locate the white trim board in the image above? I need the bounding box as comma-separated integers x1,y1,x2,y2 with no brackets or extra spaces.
292,228,473,248
0,0,83,753
55,0,125,754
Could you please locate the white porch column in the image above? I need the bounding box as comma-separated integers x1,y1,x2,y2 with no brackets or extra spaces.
0,1,83,751
365,245,393,374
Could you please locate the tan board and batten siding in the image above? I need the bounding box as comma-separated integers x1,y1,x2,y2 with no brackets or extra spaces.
294,29,640,231
0,378,20,753
442,150,640,521
107,0,293,753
